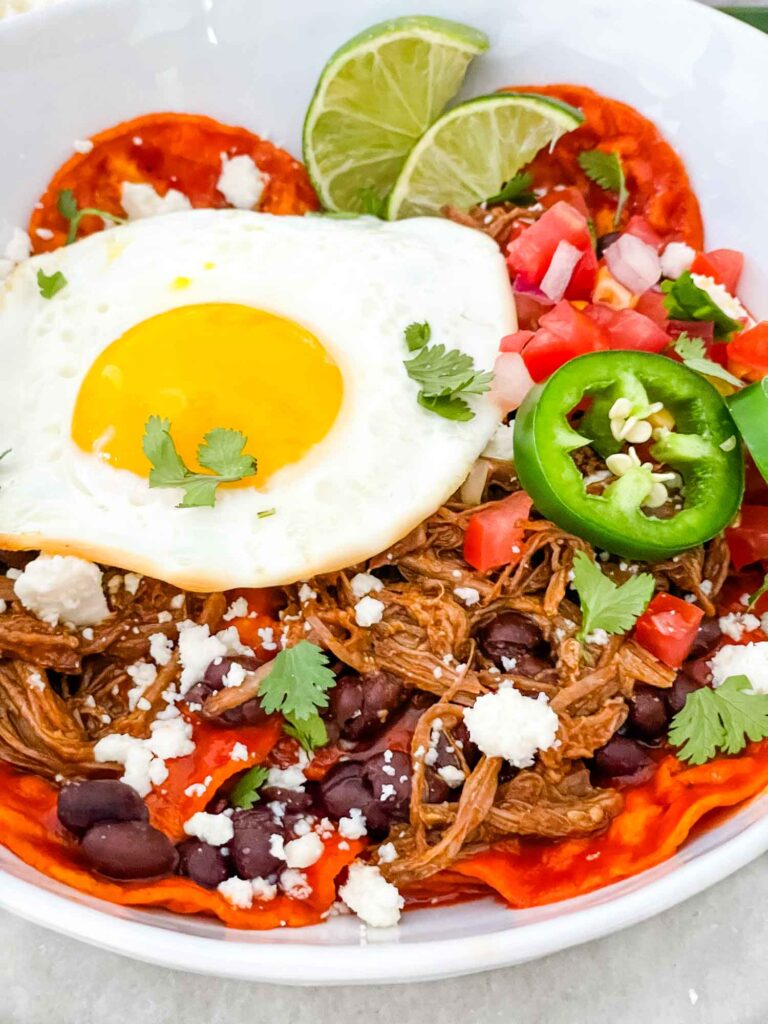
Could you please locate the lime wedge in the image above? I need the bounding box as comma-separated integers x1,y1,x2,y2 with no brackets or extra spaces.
386,92,584,220
302,16,488,213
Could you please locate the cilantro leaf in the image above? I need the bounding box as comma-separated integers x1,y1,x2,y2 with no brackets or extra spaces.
661,272,743,338
571,550,654,644
749,573,768,611
485,171,536,207
578,150,628,227
673,333,744,388
36,268,67,299
358,186,388,218
283,715,329,754
669,675,768,765
197,427,256,479
230,765,269,809
258,641,336,752
57,188,126,245
404,321,431,352
142,416,258,508
417,392,473,422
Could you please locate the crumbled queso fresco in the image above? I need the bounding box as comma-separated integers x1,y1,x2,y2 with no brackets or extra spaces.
339,862,404,928
463,683,560,767
13,554,110,627
710,642,768,693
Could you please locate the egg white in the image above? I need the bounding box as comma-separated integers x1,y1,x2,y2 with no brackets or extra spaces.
0,210,516,591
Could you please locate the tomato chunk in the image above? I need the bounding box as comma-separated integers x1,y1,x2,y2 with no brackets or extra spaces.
726,505,768,570
634,594,704,668
727,322,768,380
500,331,535,353
506,202,593,288
463,492,533,572
584,305,670,353
521,301,609,381
691,249,744,294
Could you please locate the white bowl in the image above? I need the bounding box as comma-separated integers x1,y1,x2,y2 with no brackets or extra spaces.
1,0,767,986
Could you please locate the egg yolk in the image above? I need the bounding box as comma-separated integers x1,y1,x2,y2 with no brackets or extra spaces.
72,303,343,487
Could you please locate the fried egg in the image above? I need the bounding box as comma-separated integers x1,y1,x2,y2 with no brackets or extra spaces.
0,210,515,590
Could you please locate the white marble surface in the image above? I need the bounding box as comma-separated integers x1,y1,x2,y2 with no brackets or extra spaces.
2,0,767,1020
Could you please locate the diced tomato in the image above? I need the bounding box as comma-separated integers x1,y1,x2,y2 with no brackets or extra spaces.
500,330,535,353
666,319,716,345
506,201,593,287
565,244,599,300
691,249,744,294
634,289,669,327
539,186,590,220
584,305,669,353
229,612,281,661
746,458,768,507
634,594,704,668
520,300,609,381
512,290,555,331
463,492,533,572
624,215,663,252
727,321,768,380
726,505,768,570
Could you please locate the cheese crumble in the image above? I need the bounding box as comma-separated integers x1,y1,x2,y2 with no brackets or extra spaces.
463,684,559,767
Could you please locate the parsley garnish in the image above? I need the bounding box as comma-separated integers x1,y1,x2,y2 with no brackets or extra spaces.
142,416,257,508
258,640,336,752
748,573,768,612
230,765,269,809
673,333,743,388
402,323,493,423
57,188,126,245
661,271,743,337
571,550,654,644
669,675,768,765
485,171,536,207
577,150,628,228
358,186,388,218
404,321,431,352
36,268,67,299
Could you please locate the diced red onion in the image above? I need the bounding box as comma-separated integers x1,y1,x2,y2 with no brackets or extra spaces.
460,459,492,506
490,351,534,415
513,274,549,300
604,233,662,295
539,240,582,301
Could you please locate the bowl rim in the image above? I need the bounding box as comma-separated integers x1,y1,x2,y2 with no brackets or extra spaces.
2,0,768,986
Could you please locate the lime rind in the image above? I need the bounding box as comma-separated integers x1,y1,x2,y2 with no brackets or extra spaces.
386,92,584,220
303,16,489,213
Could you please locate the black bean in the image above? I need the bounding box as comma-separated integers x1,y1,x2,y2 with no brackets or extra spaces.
627,684,669,741
177,839,229,889
425,769,451,804
318,761,397,833
259,787,314,814
330,671,403,741
362,751,411,821
81,821,178,879
592,736,653,783
478,612,545,665
687,618,722,661
230,808,285,879
215,697,271,728
596,231,621,258
666,671,704,716
58,780,148,835
432,721,478,771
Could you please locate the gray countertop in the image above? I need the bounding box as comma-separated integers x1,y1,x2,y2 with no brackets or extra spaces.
3,0,766,1020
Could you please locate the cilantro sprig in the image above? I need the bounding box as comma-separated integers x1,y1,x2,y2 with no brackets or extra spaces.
673,333,743,388
661,271,743,338
402,321,493,422
142,416,257,508
669,675,768,765
57,188,126,245
485,171,536,207
571,550,654,644
258,641,336,752
577,150,628,228
36,268,67,299
230,765,269,809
